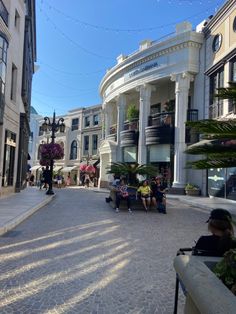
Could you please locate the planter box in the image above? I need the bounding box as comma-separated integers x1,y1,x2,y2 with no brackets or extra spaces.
185,189,201,196
174,255,236,314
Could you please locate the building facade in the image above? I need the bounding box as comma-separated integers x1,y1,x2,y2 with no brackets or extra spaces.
30,105,102,186
0,0,36,197
201,0,236,200
99,21,205,190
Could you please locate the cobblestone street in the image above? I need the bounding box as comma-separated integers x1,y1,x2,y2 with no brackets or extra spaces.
0,188,208,314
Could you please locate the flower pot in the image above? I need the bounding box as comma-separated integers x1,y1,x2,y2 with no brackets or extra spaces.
185,189,200,196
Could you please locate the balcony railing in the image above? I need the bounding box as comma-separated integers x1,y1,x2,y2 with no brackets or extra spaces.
109,124,117,135
148,112,175,127
123,119,139,131
0,0,8,26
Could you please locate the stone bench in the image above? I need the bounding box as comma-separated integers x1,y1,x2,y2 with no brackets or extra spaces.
108,186,158,211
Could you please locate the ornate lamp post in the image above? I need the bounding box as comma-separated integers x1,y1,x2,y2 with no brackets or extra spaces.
41,111,65,195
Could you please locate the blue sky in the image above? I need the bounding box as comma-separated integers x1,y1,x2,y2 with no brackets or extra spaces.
32,0,226,116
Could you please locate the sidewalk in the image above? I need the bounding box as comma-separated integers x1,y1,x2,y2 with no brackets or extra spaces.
0,187,235,237
167,194,236,218
0,187,54,236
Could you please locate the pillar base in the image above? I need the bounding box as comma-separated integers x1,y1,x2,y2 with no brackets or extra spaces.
168,187,185,195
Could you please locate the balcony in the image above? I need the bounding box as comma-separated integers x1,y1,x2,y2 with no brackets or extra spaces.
0,0,8,26
145,112,175,145
107,124,117,141
120,119,139,147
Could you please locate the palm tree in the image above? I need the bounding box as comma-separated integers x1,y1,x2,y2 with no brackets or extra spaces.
185,82,236,169
106,162,158,185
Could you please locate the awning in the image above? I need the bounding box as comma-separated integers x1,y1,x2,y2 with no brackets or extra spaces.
30,165,41,171
53,166,63,172
61,166,78,173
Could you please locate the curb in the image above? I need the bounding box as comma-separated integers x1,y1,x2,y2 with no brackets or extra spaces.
0,194,55,236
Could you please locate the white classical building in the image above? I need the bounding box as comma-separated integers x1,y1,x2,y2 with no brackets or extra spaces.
99,21,205,192
30,105,102,186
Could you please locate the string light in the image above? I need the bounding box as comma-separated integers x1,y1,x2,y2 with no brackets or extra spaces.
33,88,98,99
41,0,225,34
41,9,114,60
37,61,105,76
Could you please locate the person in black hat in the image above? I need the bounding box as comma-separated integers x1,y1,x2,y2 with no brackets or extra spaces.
192,208,236,257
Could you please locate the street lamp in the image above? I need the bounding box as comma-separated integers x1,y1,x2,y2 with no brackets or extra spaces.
41,111,65,195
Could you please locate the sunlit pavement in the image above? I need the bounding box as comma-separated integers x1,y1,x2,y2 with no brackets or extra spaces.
0,188,208,314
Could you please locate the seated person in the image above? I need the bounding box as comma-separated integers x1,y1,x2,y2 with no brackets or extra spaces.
115,178,132,213
151,176,167,213
136,180,152,212
193,208,236,257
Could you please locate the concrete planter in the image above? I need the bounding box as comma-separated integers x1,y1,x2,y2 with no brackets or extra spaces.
185,189,201,196
174,255,236,314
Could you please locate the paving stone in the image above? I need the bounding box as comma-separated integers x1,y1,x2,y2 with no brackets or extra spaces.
0,189,208,313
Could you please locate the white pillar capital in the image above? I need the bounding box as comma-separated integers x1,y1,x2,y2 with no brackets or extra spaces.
171,72,194,91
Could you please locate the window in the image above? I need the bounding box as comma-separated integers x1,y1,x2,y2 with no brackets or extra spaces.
84,116,90,127
38,126,44,136
212,34,222,53
83,135,89,154
0,35,8,124
231,58,236,82
92,134,98,154
228,58,236,113
14,9,20,30
233,16,236,32
93,114,99,125
150,103,161,115
10,63,17,101
0,0,9,26
70,140,77,160
123,146,137,163
2,130,16,186
209,67,224,118
71,118,79,131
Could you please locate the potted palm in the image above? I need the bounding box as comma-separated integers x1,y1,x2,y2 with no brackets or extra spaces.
127,104,139,130
185,183,201,196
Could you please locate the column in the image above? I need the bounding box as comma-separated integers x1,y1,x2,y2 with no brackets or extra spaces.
171,72,194,189
104,103,112,139
116,94,126,161
137,84,152,165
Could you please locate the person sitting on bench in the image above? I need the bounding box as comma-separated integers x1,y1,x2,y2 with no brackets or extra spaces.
115,178,132,213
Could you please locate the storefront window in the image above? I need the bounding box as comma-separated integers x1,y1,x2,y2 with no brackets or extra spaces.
208,167,236,200
209,67,224,118
123,146,137,163
2,130,16,186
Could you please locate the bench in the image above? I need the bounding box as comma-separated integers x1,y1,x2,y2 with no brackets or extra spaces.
107,186,159,211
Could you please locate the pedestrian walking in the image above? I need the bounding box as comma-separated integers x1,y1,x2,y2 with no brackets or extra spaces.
56,173,63,188
39,167,45,189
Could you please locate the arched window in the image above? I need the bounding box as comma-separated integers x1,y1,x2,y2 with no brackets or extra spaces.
56,141,65,159
70,140,77,160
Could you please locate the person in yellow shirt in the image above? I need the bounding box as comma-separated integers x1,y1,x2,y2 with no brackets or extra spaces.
136,180,152,212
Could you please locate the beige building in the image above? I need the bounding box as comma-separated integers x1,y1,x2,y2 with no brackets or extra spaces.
30,105,102,186
201,0,236,200
0,0,36,197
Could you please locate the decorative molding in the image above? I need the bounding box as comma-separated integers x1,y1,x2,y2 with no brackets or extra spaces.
100,40,202,95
